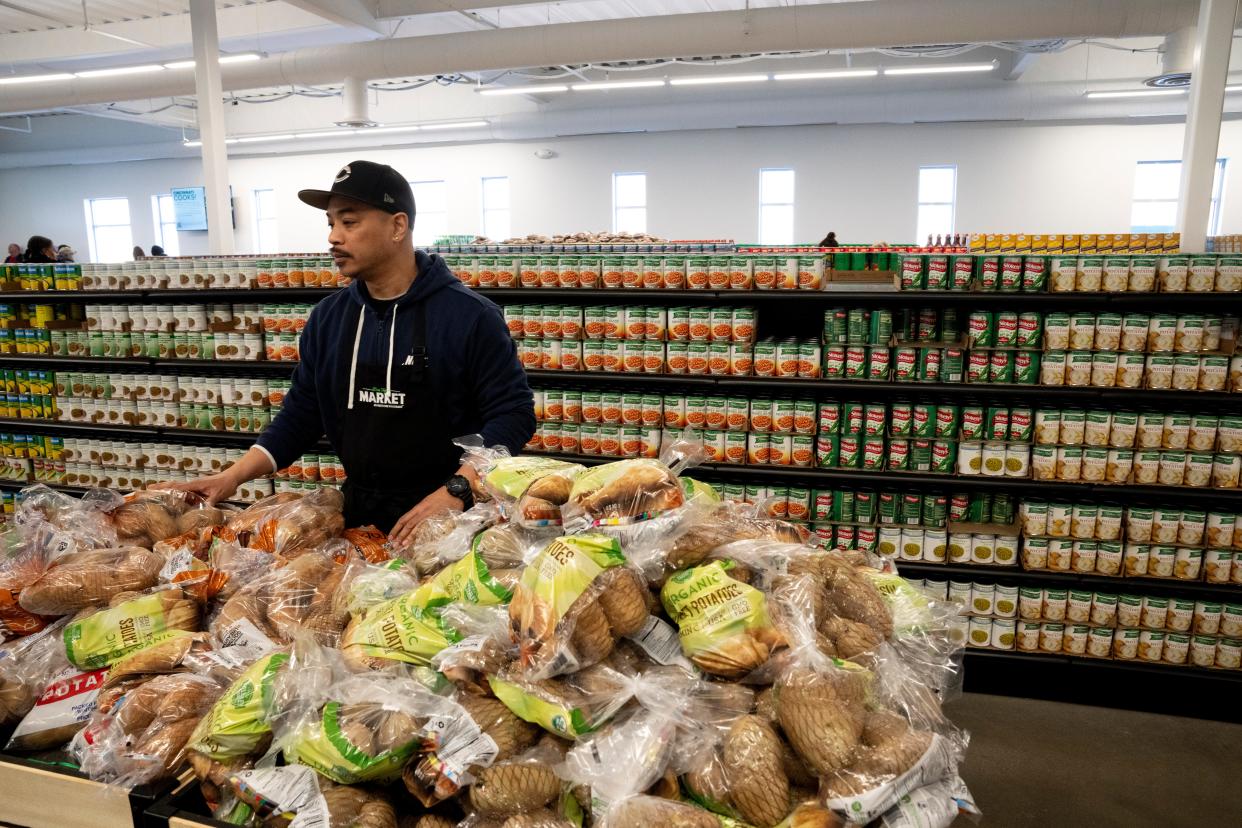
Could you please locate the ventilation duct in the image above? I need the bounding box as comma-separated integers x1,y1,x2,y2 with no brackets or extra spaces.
336,76,376,127
1146,26,1195,87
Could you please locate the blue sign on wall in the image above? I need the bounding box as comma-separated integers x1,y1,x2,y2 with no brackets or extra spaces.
172,187,208,231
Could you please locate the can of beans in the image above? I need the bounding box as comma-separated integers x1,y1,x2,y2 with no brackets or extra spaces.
731,308,755,342
581,391,603,423
920,347,942,381
791,435,814,466
870,309,894,344
686,343,710,374
863,404,887,437
730,344,753,376
663,257,686,289
798,342,822,378
931,440,956,474
688,308,711,341
968,311,994,346
977,256,1000,290
747,432,771,464
750,398,774,432
823,345,846,378
702,429,725,462
724,431,748,464
777,340,802,377
862,438,885,470
794,400,817,434
846,308,868,343
620,394,643,426
893,346,919,381
818,402,841,433
599,425,623,457
935,405,960,438
710,308,733,342
845,346,867,379
916,309,939,342
599,392,622,424
825,308,848,344
1016,312,1042,348
960,405,984,440
949,256,974,290
817,435,840,466
1000,256,1023,291
1022,257,1048,292
668,308,690,341
942,347,965,382
867,346,891,380
753,341,777,376
771,399,795,434
711,256,733,290
986,407,1009,440
662,394,686,428
640,341,662,373
665,341,688,373
578,424,600,455
912,403,935,438
911,439,933,471
890,402,913,436
708,343,731,375
684,395,707,429
724,397,749,431
966,351,990,383
888,439,910,470
990,351,1014,383
995,312,1018,347
686,257,710,289
769,434,792,465
1015,351,1041,385
622,343,645,373
623,306,645,340
900,256,926,290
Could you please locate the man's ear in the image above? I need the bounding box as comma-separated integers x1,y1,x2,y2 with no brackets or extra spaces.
392,212,411,244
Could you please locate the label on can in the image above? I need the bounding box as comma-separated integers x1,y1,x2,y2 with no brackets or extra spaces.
1017,312,1041,348
688,308,712,341
868,346,891,380
823,345,846,378
1009,408,1033,442
968,311,994,346
818,402,840,433
753,341,777,376
893,347,918,381
888,439,910,470
990,351,1014,383
686,342,710,374
731,308,755,342
912,404,935,438
844,346,867,379
996,312,1018,347
935,405,959,438
890,402,913,436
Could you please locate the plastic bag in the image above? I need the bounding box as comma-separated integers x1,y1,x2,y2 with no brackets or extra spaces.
222,765,398,828
18,545,165,616
874,775,980,828
110,488,204,549
6,664,108,750
457,437,585,521
342,525,391,563
225,488,346,557
71,671,224,787
509,534,653,679
63,586,201,669
654,502,810,582
396,501,504,576
0,523,58,639
15,484,120,542
161,540,275,606
339,587,467,671
486,661,636,741
0,617,71,728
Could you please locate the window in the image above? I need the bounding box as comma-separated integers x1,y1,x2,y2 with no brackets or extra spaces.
253,188,279,254
481,176,510,241
916,165,956,244
150,194,180,257
759,169,795,245
410,180,447,246
83,197,134,263
1131,159,1227,234
613,173,647,234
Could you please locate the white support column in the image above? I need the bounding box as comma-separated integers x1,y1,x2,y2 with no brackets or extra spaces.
189,0,234,255
1176,0,1239,252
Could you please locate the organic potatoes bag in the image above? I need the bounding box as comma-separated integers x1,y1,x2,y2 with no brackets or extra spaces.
339,589,463,671
509,534,651,679
63,588,200,669
186,650,290,764
660,559,784,679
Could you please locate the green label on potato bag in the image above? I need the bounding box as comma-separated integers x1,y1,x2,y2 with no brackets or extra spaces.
342,590,462,666
660,560,774,664
187,652,289,761
63,593,193,669
424,544,513,607
285,701,420,784
517,534,625,620
485,457,583,500
487,676,595,739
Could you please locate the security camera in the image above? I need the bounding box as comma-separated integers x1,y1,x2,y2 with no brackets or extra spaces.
534,148,557,160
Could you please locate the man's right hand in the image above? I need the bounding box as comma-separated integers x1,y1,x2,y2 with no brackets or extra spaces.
169,470,239,506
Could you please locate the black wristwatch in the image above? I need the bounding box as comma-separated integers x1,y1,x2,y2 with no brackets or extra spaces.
445,474,474,510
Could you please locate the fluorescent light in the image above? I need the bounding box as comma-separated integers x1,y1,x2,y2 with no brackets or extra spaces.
418,120,490,130
773,69,878,81
183,140,203,147
224,139,239,144
477,84,569,96
235,134,294,143
297,130,357,138
220,53,262,64
1228,85,1242,92
669,74,770,86
163,60,196,70
1084,88,1186,99
366,125,422,134
571,79,667,91
883,62,995,76
0,73,75,85
76,64,164,78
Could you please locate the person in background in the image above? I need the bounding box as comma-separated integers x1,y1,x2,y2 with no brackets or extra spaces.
4,243,20,263
23,236,56,263
172,160,535,543
133,246,146,260
818,231,839,247
56,245,76,263
151,245,167,257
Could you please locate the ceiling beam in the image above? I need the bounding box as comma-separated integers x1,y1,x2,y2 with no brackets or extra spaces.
280,0,385,36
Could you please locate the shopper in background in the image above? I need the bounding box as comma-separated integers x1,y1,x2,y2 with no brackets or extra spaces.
173,160,535,542
151,245,167,257
133,245,146,259
22,236,56,263
56,245,75,262
4,243,20,263
818,230,839,247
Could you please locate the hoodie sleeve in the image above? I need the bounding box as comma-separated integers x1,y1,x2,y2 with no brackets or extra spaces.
466,304,536,455
256,308,326,470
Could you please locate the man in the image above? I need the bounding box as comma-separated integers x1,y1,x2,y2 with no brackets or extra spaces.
4,243,20,263
174,160,535,545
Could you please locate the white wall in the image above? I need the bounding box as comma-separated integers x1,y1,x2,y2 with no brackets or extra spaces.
6,119,1242,261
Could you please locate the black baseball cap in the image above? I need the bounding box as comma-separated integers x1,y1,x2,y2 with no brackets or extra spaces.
298,160,416,219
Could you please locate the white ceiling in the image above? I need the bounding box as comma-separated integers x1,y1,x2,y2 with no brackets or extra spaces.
0,0,1239,167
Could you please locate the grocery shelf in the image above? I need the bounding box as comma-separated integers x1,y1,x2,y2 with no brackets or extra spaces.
535,451,1242,505
964,647,1242,683
0,355,151,368
0,288,339,303
0,355,299,374
896,560,1242,600
525,369,1241,406
151,359,299,374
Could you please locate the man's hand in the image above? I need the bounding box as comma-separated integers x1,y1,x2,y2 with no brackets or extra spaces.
168,470,240,506
389,486,464,548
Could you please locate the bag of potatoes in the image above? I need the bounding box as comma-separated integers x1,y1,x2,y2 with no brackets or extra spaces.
71,671,224,787
458,439,587,528
509,534,652,679
19,545,165,616
210,549,350,650
226,488,346,557
109,488,201,549
219,765,398,828
63,587,201,670
0,617,71,729
486,660,636,742
339,586,467,671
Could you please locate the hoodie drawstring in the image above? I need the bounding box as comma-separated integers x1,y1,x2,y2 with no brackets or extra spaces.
346,304,365,410
386,305,397,392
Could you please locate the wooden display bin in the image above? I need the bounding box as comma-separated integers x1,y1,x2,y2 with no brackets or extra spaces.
146,781,247,828
0,752,134,828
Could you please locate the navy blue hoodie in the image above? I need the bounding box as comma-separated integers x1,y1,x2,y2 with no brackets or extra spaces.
256,251,535,486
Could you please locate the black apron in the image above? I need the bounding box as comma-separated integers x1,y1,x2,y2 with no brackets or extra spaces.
337,301,463,532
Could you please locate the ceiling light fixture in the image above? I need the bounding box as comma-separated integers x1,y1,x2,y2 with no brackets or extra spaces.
0,73,75,85
366,125,422,134
183,140,203,147
773,69,879,81
882,62,996,76
477,84,569,96
163,53,263,70
1225,85,1242,92
418,120,491,130
571,79,667,91
76,64,165,78
669,74,770,86
1084,88,1186,98
163,60,196,70
235,134,294,143
298,130,358,138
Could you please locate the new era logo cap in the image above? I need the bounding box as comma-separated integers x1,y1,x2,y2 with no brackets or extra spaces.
298,160,416,219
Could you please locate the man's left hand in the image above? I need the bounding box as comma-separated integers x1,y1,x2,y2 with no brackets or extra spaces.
389,486,464,548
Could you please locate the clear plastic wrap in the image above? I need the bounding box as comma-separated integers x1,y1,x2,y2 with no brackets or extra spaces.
17,545,165,616
0,522,60,640
225,488,346,557
109,488,205,549
63,586,202,670
14,484,120,541
509,534,653,679
394,501,504,576
71,671,225,788
458,437,587,530
221,765,399,828
0,617,71,728
485,661,637,742
6,663,109,751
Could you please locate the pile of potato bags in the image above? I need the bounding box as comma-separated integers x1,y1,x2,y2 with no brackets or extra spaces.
0,441,979,828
